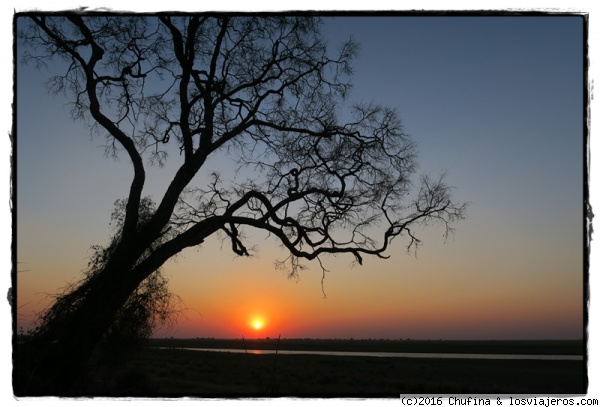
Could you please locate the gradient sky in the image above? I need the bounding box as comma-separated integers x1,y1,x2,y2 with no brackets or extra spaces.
15,15,585,340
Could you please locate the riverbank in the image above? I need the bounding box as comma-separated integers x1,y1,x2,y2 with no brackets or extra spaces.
80,345,586,396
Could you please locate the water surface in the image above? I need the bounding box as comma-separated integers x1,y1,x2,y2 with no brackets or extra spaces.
169,347,583,361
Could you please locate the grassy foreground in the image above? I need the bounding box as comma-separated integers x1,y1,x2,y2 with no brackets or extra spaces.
15,339,586,397
80,341,590,396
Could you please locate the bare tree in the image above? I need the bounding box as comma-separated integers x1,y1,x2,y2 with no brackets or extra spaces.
17,14,467,394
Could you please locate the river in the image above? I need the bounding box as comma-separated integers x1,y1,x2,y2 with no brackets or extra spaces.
165,347,583,361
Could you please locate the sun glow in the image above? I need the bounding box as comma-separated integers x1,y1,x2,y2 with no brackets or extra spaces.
253,320,263,330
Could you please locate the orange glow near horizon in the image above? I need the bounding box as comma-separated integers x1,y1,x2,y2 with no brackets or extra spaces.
17,239,585,340
148,241,584,340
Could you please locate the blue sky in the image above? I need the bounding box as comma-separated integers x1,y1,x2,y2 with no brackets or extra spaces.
323,16,583,207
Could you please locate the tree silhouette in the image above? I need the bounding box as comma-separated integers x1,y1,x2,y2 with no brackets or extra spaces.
17,15,467,394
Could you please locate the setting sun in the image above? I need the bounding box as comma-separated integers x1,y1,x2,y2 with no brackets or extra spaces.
253,320,263,330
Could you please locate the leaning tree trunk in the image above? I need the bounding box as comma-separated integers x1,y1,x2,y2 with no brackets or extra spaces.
17,263,150,396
